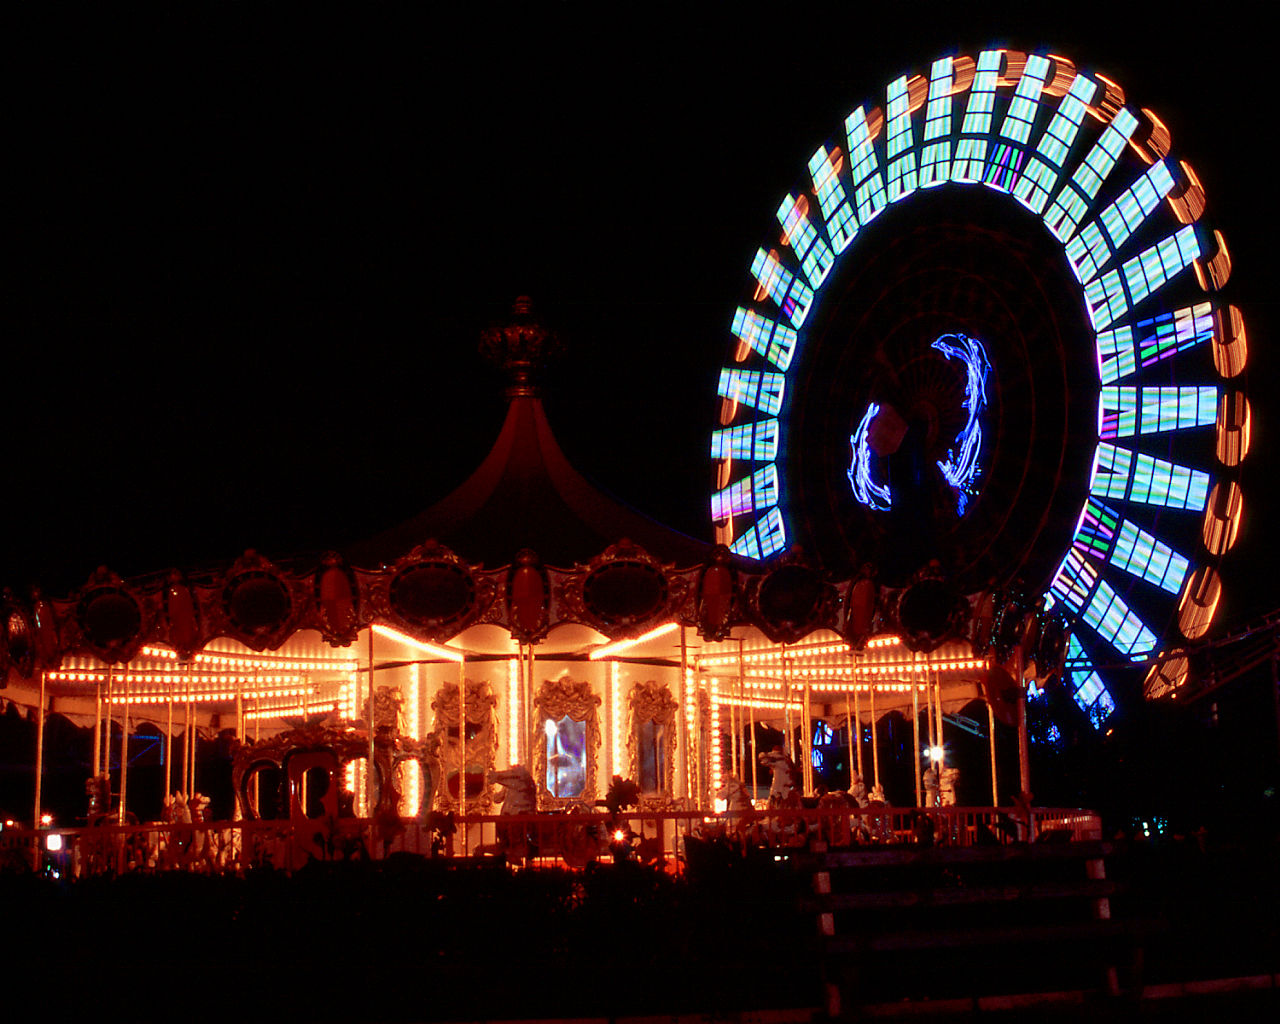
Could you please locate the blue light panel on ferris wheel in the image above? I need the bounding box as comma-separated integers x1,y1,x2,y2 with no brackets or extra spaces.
1122,225,1200,308
1099,386,1220,440
846,107,888,223
711,464,779,521
1102,161,1175,251
1130,450,1210,510
884,76,919,203
1049,546,1098,612
1091,443,1209,510
808,146,859,253
998,54,1050,146
1043,107,1139,243
1081,578,1158,658
729,507,787,561
1096,325,1138,383
1110,518,1191,593
777,194,835,289
750,248,814,328
717,368,785,416
1084,269,1130,330
710,419,780,462
1137,303,1215,367
1069,162,1173,283
1072,498,1119,558
952,49,1002,182
731,307,797,371
918,57,955,187
1063,635,1115,728
1013,71,1099,214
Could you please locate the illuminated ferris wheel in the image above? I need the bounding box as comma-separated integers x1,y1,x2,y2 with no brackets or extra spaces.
710,49,1248,728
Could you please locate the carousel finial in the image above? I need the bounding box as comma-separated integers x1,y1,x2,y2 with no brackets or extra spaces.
479,295,563,398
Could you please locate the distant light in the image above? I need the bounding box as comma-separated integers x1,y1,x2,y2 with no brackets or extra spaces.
45,833,63,852
544,718,558,739
929,745,945,763
612,829,628,844
40,813,53,827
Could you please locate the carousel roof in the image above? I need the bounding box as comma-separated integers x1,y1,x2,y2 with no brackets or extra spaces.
347,300,712,570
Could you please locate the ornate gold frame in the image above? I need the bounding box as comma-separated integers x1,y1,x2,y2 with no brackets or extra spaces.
533,677,601,808
430,678,498,812
626,680,677,801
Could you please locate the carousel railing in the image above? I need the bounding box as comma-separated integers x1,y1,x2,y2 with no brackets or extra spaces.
2,805,1102,879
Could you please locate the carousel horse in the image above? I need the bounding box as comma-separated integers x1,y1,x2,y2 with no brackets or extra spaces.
939,767,959,807
488,765,538,863
758,747,801,809
717,776,756,840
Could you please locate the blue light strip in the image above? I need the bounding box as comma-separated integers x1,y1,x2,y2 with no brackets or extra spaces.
953,49,1002,182
1095,302,1216,383
730,307,798,371
919,57,955,187
750,248,815,328
1014,71,1098,214
710,419,780,462
1043,107,1139,242
710,464,780,521
729,507,787,560
808,145,859,253
846,106,888,223
777,193,835,289
885,76,919,203
717,368,786,416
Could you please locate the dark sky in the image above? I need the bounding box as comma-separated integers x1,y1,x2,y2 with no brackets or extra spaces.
5,8,1275,637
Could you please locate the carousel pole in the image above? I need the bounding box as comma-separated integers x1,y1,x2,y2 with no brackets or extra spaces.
869,683,880,794
844,689,855,792
933,659,945,771
748,665,758,803
165,678,174,800
104,665,114,780
117,665,130,825
853,674,864,780
680,626,690,801
802,681,813,797
183,665,192,797
737,639,746,781
912,675,922,806
93,676,102,793
457,651,466,856
782,645,794,763
988,699,999,806
234,673,244,821
366,626,376,822
1016,646,1031,799
33,670,46,830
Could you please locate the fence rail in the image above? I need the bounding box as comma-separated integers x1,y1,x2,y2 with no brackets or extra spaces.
1,805,1101,879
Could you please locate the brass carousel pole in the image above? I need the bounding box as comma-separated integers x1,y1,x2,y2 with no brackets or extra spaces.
802,681,813,797
366,626,376,823
782,645,794,763
912,672,922,807
988,699,999,806
104,665,114,781
33,670,46,830
736,639,746,781
748,661,758,803
869,682,880,795
92,676,102,795
933,658,945,773
844,688,856,792
117,665,130,825
457,650,466,856
853,675,864,780
165,677,174,801
183,664,192,797
679,626,690,801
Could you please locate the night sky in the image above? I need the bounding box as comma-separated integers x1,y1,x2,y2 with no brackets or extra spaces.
6,7,1276,638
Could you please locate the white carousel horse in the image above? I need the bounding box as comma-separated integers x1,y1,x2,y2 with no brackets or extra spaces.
488,765,538,863
758,747,801,809
940,767,959,807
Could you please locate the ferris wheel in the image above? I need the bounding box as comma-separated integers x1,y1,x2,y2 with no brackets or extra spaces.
709,48,1248,728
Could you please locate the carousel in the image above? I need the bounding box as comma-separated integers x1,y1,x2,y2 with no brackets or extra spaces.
1,44,1248,874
